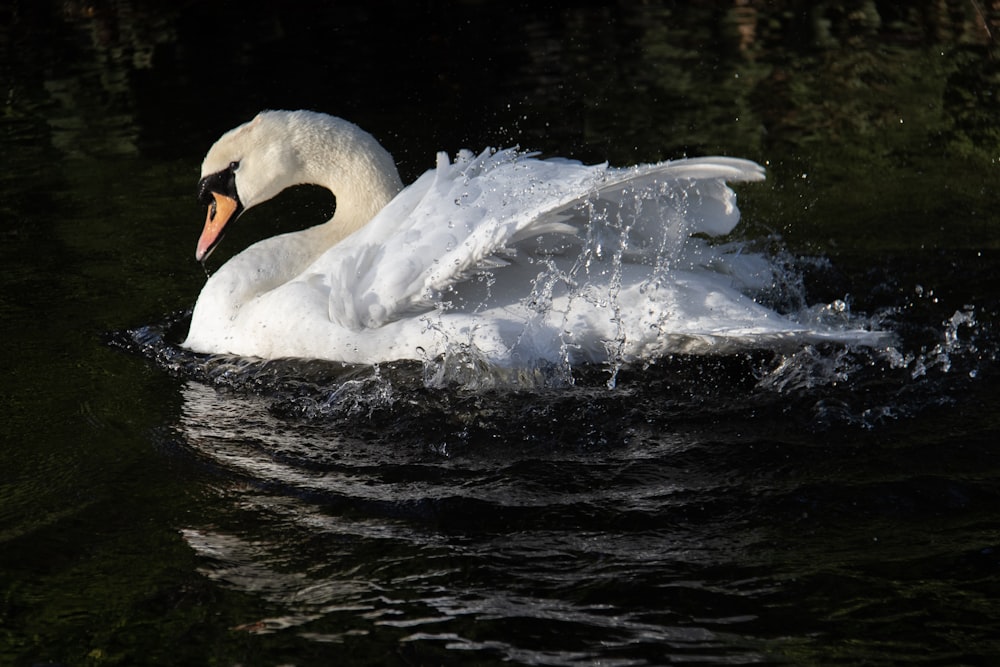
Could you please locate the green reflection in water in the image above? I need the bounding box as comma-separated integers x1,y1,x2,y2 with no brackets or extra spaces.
1,1,999,666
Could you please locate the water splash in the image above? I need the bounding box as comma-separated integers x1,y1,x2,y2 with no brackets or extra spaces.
420,341,575,391
752,304,994,428
108,290,994,438
107,181,994,427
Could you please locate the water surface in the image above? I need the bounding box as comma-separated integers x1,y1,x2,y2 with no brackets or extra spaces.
2,2,999,665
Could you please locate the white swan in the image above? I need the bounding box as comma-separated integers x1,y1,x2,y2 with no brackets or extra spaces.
183,110,881,367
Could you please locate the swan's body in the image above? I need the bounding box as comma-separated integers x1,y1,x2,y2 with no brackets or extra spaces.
183,110,882,366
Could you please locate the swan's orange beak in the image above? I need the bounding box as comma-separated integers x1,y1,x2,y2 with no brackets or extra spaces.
196,192,240,262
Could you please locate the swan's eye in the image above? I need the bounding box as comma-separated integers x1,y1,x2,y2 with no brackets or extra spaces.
197,163,241,205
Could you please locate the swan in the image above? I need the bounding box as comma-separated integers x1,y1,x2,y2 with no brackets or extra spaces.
183,110,881,367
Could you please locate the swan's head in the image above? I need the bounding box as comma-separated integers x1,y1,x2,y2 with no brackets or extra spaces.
195,112,304,261
194,110,403,262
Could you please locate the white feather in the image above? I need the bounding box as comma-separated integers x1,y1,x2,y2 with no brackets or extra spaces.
183,110,884,366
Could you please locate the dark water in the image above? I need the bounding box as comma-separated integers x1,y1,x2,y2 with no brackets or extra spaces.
3,2,1000,665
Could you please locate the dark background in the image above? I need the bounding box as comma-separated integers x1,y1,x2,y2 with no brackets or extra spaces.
2,2,999,665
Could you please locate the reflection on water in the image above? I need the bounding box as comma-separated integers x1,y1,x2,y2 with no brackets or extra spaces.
14,2,178,157
3,1,1000,665
175,379,769,661
161,280,998,663
166,316,999,663
6,2,1000,168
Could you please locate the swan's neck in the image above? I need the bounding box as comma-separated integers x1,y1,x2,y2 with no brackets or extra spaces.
295,115,404,247
198,115,405,317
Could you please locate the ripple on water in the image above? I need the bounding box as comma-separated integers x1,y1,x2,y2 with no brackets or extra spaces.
100,288,1000,664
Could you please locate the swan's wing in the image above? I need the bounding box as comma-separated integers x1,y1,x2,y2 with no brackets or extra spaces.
326,149,599,330
327,149,764,331
595,156,765,237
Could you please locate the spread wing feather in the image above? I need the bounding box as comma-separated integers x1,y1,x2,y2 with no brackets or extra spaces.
325,149,763,330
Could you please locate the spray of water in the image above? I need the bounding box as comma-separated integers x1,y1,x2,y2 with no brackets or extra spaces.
108,179,995,429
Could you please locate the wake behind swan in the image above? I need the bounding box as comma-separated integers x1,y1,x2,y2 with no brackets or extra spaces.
183,110,886,368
